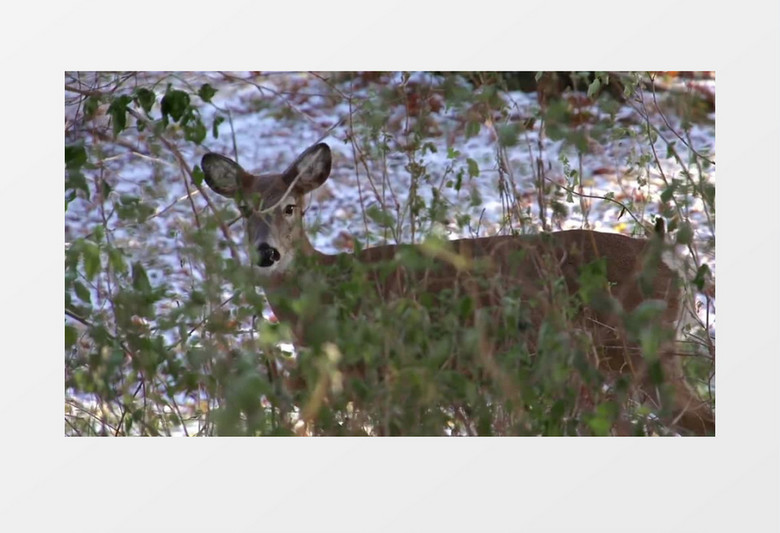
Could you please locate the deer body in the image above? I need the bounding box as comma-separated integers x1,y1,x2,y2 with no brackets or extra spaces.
201,142,714,435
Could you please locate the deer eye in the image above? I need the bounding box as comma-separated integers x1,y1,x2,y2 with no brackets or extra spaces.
283,204,296,216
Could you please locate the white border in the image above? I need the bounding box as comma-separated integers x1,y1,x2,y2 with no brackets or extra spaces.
3,1,779,531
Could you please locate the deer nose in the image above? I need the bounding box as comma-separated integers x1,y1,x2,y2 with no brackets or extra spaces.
257,243,281,267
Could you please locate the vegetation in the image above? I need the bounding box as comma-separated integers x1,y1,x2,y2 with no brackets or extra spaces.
64,71,715,436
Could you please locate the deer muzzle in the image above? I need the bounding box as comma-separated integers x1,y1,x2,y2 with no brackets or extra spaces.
257,243,281,267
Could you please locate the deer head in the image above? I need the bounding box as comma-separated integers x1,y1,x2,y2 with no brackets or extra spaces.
201,143,332,277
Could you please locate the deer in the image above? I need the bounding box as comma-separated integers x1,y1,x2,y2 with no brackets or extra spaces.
200,141,715,436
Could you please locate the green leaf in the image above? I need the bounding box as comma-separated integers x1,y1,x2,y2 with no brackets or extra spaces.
191,165,204,186
212,115,225,139
466,158,479,178
465,120,480,138
452,169,463,192
701,182,715,206
100,178,112,198
73,281,92,303
107,95,132,136
161,89,190,123
366,205,395,229
65,145,87,169
587,77,601,98
190,290,207,306
693,264,711,291
82,241,101,281
93,224,105,244
132,88,155,114
65,325,78,349
660,180,678,203
199,84,217,102
65,171,90,201
647,359,664,386
587,402,618,436
665,140,677,159
65,190,77,209
184,114,207,144
132,262,152,293
676,222,693,246
65,244,81,272
497,124,520,147
108,247,127,275
83,96,100,117
65,170,89,210
577,257,608,305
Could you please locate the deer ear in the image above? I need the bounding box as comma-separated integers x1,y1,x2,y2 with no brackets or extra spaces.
282,143,332,193
201,153,244,197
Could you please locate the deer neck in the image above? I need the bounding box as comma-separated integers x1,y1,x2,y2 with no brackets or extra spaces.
261,244,334,328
